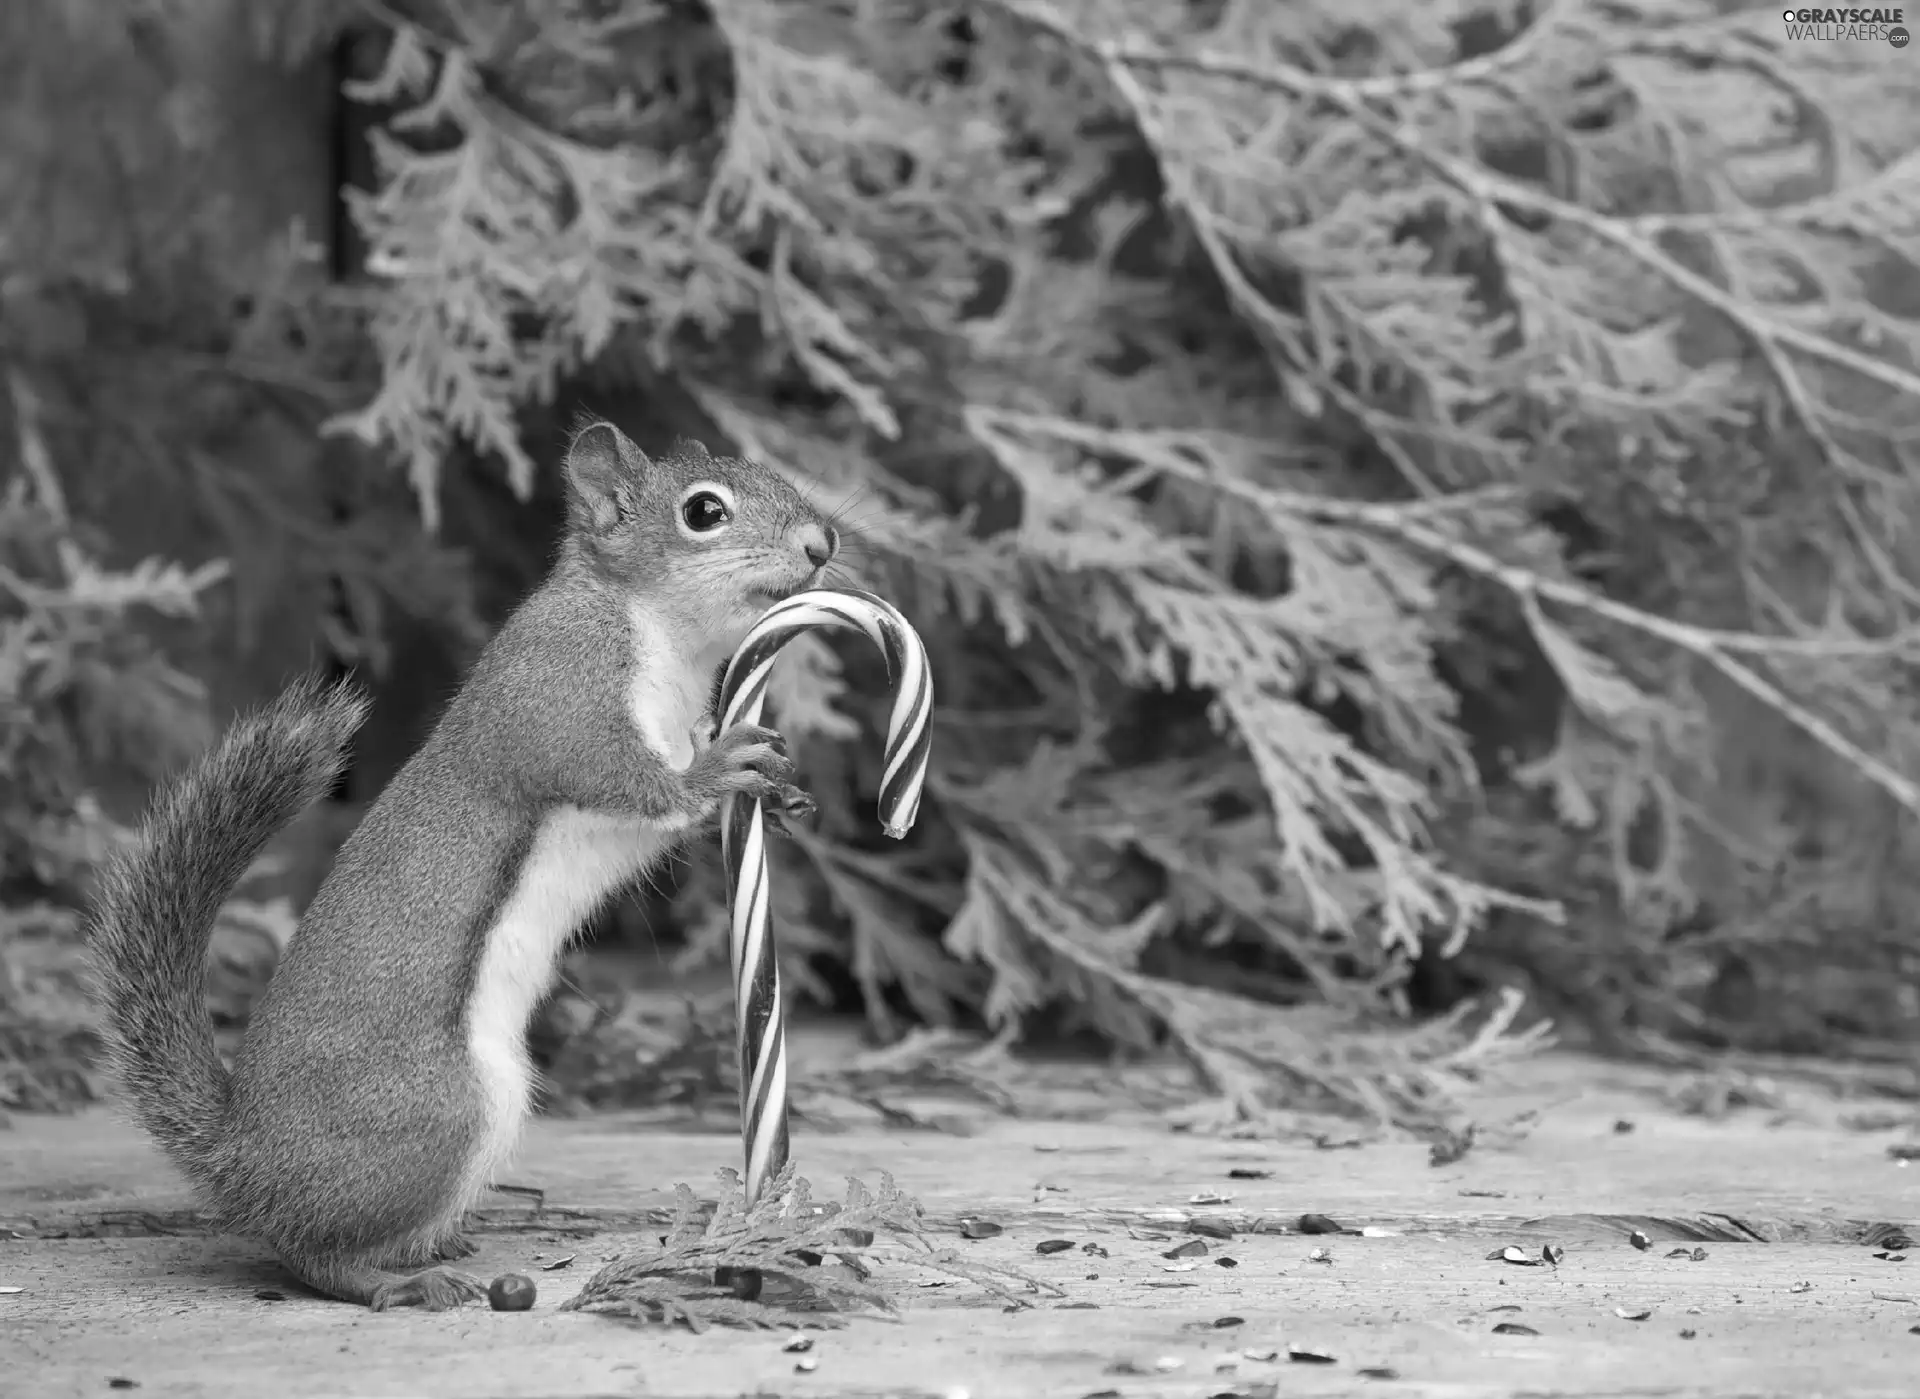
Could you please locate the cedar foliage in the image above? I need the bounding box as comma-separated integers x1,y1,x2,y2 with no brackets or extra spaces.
563,1166,1054,1328
5,0,1920,1118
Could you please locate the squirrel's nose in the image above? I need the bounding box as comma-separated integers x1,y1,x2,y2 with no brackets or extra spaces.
802,523,839,569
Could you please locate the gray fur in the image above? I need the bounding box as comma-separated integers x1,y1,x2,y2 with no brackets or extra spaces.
86,424,837,1309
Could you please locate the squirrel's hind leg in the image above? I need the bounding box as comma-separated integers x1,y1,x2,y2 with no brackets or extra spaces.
284,1252,486,1311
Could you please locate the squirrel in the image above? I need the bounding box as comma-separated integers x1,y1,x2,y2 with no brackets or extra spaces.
87,422,839,1310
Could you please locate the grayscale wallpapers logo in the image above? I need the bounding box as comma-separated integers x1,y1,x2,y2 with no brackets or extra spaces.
1781,7,1909,43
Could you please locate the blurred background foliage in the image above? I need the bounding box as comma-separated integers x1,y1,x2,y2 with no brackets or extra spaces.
4,0,1918,1127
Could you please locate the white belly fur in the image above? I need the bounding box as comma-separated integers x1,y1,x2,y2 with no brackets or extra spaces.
460,808,680,1209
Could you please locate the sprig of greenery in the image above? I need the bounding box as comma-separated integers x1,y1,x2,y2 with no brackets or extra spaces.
563,1167,1057,1329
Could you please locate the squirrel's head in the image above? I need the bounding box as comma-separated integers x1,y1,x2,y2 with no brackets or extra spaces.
561,420,840,646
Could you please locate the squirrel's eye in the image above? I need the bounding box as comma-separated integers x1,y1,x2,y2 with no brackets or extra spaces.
682,492,730,532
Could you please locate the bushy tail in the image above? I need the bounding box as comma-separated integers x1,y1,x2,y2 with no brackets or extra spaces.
87,674,369,1188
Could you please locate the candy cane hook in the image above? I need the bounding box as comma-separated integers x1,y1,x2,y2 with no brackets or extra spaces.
718,588,933,1204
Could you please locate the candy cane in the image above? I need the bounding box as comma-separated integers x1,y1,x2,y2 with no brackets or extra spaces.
718,587,933,1205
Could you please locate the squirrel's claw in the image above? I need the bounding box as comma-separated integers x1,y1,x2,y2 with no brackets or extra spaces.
760,783,816,838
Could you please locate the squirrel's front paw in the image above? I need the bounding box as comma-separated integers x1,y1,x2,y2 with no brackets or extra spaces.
691,721,796,804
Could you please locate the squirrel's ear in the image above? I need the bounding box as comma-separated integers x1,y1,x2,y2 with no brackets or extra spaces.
564,422,647,534
668,436,712,461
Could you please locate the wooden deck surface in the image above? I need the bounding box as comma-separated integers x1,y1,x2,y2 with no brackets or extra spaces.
4,1052,1917,1398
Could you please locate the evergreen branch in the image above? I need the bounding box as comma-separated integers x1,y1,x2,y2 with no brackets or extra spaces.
1067,58,1431,491
996,3,1535,496
963,835,1548,1126
1330,522,1920,818
974,404,1920,668
1631,151,1920,236
1405,150,1920,408
1122,827,1370,1007
1107,0,1568,102
962,836,1316,1117
1146,459,1920,818
1692,225,1920,613
961,402,1558,948
1058,24,1920,409
982,378,1915,818
1008,1,1920,540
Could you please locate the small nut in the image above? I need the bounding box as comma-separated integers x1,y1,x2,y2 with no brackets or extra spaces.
487,1274,537,1312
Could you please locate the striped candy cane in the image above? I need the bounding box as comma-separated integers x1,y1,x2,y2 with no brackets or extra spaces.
718,587,933,1205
